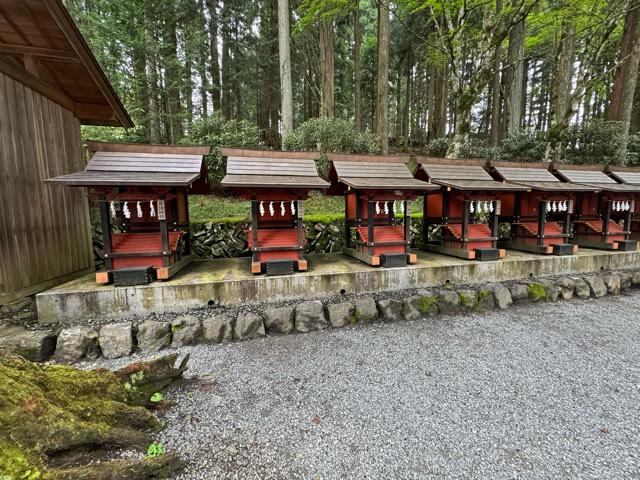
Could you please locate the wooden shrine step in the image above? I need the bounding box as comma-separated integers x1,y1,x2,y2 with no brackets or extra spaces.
356,226,405,243
442,223,491,240
111,232,184,253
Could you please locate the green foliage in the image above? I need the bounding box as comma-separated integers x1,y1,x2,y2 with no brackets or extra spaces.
626,133,640,166
282,118,381,155
150,392,164,403
566,120,625,165
499,129,547,162
527,283,547,302
457,139,498,160
147,443,166,458
425,138,451,157
182,114,264,186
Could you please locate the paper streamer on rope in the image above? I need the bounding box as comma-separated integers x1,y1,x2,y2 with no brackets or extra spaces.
384,202,389,215
291,201,296,215
110,201,117,218
150,201,156,217
269,202,274,216
259,201,265,216
136,202,143,218
393,201,397,215
123,202,130,219
489,201,494,213
375,202,380,215
280,201,285,216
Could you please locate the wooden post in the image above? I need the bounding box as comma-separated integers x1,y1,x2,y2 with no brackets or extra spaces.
512,192,522,240
251,200,259,249
537,200,547,247
99,201,113,271
491,200,500,245
296,200,304,258
368,200,375,254
158,200,170,267
461,199,470,249
624,200,633,236
183,191,191,255
423,192,429,242
563,200,573,237
404,200,411,253
602,199,611,242
344,194,351,249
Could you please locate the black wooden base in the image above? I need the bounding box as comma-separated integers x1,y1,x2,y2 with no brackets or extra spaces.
552,243,576,256
617,240,638,252
113,266,156,286
380,253,408,268
474,248,500,262
265,260,295,276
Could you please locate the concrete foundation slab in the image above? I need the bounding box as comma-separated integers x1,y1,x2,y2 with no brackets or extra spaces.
36,249,639,324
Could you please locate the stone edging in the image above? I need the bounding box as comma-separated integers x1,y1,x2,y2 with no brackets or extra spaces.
1,271,637,363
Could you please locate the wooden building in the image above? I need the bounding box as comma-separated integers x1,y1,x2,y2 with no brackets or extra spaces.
414,158,527,261
551,165,639,251
220,148,329,275
327,153,438,267
0,0,132,303
46,142,210,286
488,161,595,255
606,166,640,241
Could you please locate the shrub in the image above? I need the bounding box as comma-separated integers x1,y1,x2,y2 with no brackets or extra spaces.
565,120,624,165
499,129,546,162
626,132,640,166
425,137,450,157
182,114,263,186
282,117,381,154
456,138,498,160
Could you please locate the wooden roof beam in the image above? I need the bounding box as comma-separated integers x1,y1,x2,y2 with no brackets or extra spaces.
0,43,81,62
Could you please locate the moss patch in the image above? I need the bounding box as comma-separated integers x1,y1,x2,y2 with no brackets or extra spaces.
418,295,438,316
475,289,494,312
527,283,547,302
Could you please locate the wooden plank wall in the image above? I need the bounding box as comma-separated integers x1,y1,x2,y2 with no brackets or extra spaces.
0,71,93,304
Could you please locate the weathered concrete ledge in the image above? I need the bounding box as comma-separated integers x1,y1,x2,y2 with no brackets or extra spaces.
37,249,640,324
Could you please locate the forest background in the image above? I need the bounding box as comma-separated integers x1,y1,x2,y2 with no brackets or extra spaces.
65,0,640,218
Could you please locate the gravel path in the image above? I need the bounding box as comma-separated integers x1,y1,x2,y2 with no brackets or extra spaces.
94,293,640,479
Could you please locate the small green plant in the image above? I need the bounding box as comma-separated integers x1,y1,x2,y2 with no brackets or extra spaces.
124,370,145,392
150,392,164,403
147,443,166,458
527,283,547,302
418,295,438,315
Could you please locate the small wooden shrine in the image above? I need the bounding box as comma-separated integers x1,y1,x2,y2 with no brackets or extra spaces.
552,165,639,251
414,158,527,261
327,153,438,267
47,142,210,285
220,148,329,275
488,161,596,255
606,166,640,241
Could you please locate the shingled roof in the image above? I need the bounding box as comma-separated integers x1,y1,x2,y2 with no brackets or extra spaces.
489,161,597,192
327,153,437,190
553,165,640,193
415,158,527,191
46,142,210,187
606,168,640,186
220,148,329,189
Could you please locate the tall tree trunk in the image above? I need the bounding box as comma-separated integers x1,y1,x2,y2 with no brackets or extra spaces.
376,0,390,153
278,0,293,137
489,0,503,146
402,60,412,149
132,37,149,140
506,5,525,134
197,0,209,117
606,0,640,163
220,1,232,119
632,69,640,132
148,56,161,143
354,0,362,132
545,18,576,161
319,20,335,117
206,0,221,113
427,60,447,141
162,8,183,143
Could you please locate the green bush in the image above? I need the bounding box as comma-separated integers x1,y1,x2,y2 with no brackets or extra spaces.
457,138,498,160
282,117,381,154
565,120,624,165
499,129,547,162
626,132,640,166
182,114,263,186
425,137,451,157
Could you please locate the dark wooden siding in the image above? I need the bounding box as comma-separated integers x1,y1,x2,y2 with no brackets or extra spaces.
0,71,93,303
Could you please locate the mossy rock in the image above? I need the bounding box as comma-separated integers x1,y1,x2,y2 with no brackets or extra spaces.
0,349,186,479
457,290,478,310
418,295,438,316
527,283,547,302
475,289,495,312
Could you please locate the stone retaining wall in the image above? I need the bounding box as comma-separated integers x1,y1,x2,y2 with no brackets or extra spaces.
3,270,639,363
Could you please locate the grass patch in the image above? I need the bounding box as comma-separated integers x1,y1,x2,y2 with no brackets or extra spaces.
190,191,425,223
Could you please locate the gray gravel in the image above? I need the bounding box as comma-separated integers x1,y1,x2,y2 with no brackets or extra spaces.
87,293,640,479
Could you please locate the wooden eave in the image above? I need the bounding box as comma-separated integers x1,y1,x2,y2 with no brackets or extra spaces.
0,0,132,127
